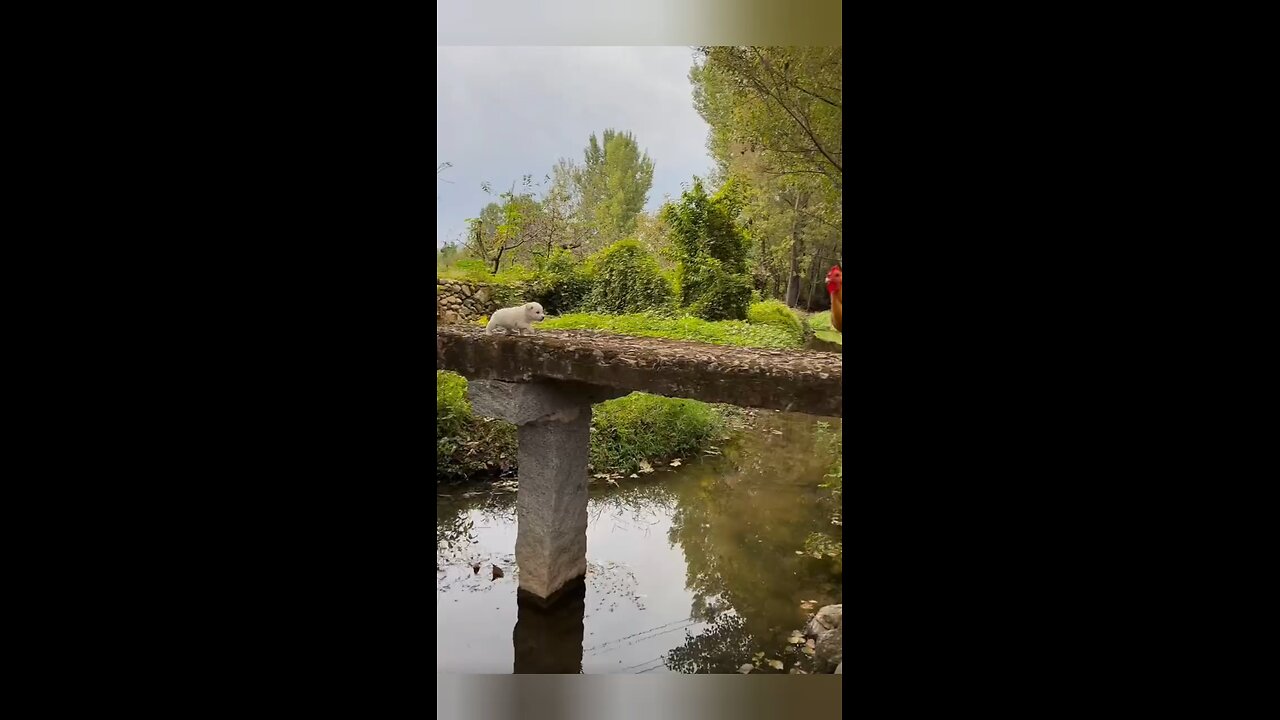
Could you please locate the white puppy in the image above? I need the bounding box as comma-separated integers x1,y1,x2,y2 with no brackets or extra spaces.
485,302,545,335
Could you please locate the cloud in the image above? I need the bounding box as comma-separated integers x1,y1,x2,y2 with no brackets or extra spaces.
435,46,714,247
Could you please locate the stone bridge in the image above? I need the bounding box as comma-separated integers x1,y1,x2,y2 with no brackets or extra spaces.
437,325,842,605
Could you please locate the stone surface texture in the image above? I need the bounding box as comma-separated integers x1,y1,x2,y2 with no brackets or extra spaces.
436,278,511,325
466,380,597,603
438,325,842,417
805,603,843,673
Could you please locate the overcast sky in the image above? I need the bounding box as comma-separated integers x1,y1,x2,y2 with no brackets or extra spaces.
436,46,715,248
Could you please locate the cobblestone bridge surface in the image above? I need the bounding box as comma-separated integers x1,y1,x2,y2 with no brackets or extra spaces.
436,325,842,417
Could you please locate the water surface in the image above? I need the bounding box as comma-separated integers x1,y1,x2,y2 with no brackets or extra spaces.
436,411,842,674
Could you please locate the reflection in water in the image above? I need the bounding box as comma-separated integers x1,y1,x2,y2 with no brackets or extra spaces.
437,411,842,674
513,580,586,673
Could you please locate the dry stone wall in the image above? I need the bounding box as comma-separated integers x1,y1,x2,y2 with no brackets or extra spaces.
437,278,500,325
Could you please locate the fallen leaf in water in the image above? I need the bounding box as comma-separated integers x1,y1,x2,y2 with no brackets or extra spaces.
638,461,654,474
630,473,639,478
770,430,783,435
669,459,682,467
593,473,609,479
738,664,753,674
802,646,815,656
795,551,804,555
789,634,805,645
767,659,784,670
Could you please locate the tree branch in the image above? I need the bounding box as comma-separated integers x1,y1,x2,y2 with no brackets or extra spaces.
742,48,842,176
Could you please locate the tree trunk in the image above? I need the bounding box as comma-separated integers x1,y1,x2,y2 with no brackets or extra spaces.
785,192,803,307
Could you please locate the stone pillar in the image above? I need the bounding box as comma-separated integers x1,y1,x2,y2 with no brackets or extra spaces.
468,380,624,605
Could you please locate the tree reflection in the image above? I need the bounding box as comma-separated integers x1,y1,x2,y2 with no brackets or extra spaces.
662,413,843,673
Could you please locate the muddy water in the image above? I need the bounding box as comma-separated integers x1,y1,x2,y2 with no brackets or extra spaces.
436,411,842,674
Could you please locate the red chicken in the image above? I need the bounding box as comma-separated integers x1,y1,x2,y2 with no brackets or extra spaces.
825,265,842,333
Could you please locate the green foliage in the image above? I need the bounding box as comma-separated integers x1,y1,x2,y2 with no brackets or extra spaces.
436,371,518,482
690,47,843,309
807,310,842,346
436,370,470,441
807,310,832,331
747,300,804,343
802,533,842,570
528,249,594,315
575,129,655,243
682,257,754,322
540,312,803,349
804,420,842,567
585,239,673,314
441,259,492,281
662,179,752,320
438,261,533,285
437,372,725,480
591,393,724,474
692,47,842,193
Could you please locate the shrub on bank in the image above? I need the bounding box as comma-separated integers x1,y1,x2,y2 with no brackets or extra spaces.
437,371,517,482
747,300,805,344
584,240,673,314
591,392,725,475
437,372,728,481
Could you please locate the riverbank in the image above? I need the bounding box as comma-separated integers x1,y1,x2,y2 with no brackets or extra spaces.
437,371,747,483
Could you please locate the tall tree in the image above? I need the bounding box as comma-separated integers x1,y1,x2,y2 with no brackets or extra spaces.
573,130,655,245
691,48,842,307
692,47,842,193
464,177,541,273
662,179,752,320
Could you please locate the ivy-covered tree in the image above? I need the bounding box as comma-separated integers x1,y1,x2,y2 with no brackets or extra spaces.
661,179,752,320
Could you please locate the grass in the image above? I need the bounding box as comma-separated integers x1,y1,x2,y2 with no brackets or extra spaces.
437,260,536,285
807,310,842,346
591,392,725,474
539,312,804,349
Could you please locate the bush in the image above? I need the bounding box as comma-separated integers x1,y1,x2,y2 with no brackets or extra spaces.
662,180,752,321
540,312,803,349
748,300,805,343
437,370,470,441
529,249,593,315
591,393,724,474
585,239,673,314
436,371,517,482
436,372,726,480
682,258,753,321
